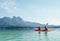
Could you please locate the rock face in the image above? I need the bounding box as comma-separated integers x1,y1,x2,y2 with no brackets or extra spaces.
0,16,41,28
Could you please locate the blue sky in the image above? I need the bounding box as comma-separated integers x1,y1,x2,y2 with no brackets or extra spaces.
0,0,60,25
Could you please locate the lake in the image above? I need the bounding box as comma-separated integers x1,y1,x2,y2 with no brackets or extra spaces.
0,28,60,41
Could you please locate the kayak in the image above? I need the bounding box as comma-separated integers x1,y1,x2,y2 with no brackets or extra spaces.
35,30,51,32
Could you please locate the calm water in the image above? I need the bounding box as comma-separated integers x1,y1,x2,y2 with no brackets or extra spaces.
0,28,60,41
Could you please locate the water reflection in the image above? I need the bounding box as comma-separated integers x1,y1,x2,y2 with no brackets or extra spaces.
38,32,50,41
44,32,47,36
38,31,47,36
44,32,50,41
38,32,40,34
38,32,41,36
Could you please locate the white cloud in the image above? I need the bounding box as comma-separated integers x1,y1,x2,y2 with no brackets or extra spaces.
0,0,17,13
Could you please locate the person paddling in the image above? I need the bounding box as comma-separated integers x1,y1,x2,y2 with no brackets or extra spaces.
38,27,41,30
44,23,48,31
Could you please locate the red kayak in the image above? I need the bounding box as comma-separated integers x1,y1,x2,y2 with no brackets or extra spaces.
34,23,51,32
35,30,51,32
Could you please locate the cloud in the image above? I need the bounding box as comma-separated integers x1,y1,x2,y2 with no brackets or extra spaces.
0,0,17,13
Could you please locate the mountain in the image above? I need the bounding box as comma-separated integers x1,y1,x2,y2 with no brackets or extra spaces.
0,16,58,29
0,16,42,28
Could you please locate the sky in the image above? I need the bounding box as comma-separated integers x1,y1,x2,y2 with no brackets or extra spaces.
0,0,60,25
